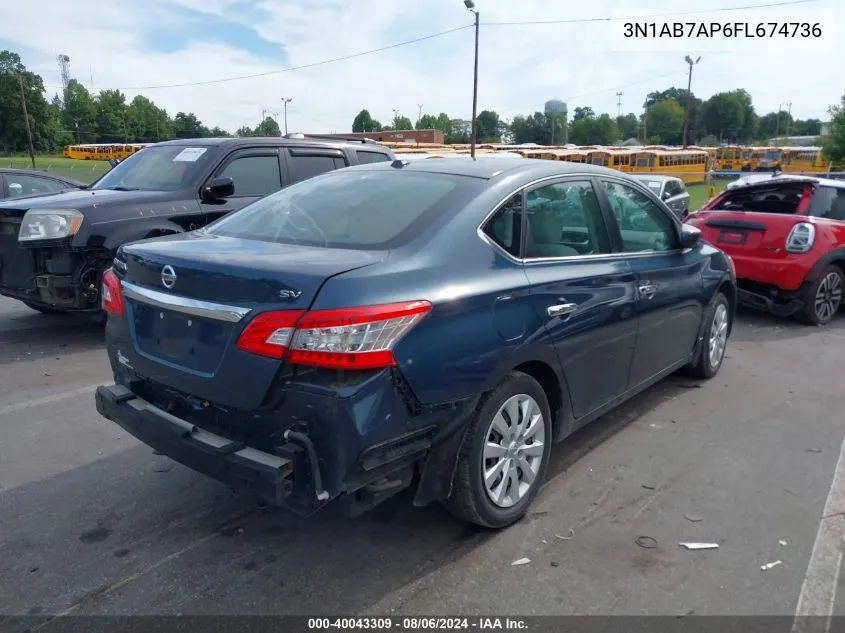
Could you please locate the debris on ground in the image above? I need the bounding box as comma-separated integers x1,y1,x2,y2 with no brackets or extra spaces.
684,513,703,523
761,560,782,571
151,464,172,473
555,529,575,541
511,558,531,566
642,484,656,490
635,536,658,549
679,542,719,550
806,448,822,454
779,540,788,547
550,561,560,567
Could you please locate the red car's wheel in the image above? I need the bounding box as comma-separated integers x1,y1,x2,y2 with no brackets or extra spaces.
798,265,844,326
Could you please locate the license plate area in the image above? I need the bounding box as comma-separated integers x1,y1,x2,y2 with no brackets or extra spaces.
718,229,748,246
131,301,232,373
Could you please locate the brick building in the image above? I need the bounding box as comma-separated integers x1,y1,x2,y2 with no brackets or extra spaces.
314,129,445,145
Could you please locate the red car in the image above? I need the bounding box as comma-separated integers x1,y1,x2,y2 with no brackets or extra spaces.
685,174,845,325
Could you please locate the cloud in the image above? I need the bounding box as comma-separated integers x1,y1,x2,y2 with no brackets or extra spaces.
1,0,841,133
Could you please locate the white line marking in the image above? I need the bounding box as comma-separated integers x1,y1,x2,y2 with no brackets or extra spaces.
792,433,845,633
0,384,102,417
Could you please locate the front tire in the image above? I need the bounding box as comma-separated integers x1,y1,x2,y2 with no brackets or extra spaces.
687,291,730,379
444,372,552,529
797,265,843,326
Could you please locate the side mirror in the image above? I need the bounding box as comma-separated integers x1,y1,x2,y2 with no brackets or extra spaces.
203,177,235,200
680,223,701,249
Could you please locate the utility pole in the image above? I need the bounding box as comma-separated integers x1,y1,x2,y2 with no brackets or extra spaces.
643,104,648,144
281,98,292,134
18,75,36,169
417,104,423,126
616,92,623,117
682,55,701,148
464,0,480,158
392,109,400,129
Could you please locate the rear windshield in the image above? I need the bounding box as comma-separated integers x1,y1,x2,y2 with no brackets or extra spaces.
709,184,808,214
639,180,663,192
203,168,482,249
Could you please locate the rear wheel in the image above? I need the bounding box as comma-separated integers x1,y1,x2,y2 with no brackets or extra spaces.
686,292,730,379
444,372,552,529
797,265,843,326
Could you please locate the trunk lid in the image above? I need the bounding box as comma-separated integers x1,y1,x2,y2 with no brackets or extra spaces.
114,232,387,407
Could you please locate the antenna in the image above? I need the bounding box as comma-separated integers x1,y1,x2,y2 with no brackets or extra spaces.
56,54,71,94
616,91,623,117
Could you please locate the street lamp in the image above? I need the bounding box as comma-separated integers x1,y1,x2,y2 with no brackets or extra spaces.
682,55,701,148
464,0,479,158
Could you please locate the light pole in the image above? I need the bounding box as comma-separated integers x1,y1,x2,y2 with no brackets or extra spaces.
776,101,792,138
464,0,479,158
281,97,292,135
682,55,700,148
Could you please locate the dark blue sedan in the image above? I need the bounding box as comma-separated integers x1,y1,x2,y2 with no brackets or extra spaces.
94,157,736,529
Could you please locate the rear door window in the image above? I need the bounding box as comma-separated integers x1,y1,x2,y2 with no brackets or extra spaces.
287,153,348,184
204,170,482,250
356,150,391,164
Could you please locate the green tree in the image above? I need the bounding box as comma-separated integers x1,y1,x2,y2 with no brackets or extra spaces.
645,87,704,144
171,111,211,138
435,113,452,137
510,112,553,145
208,126,231,137
416,113,438,130
255,116,280,136
569,114,619,145
0,50,53,152
792,118,822,136
476,110,502,142
391,115,413,131
95,89,128,142
757,111,793,140
702,90,757,142
616,113,639,140
61,79,97,144
235,125,254,137
446,118,471,143
352,109,381,133
646,100,684,144
822,92,845,169
572,106,594,121
126,95,172,142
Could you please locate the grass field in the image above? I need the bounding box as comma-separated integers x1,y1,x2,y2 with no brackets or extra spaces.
0,155,735,209
1,156,110,183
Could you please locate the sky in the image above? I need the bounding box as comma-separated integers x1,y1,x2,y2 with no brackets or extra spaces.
1,0,842,134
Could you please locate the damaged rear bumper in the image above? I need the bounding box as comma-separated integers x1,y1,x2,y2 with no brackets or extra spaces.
95,384,303,507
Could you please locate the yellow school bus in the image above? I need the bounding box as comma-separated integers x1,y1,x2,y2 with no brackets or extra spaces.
780,147,830,175
654,149,708,183
63,143,150,160
715,145,751,171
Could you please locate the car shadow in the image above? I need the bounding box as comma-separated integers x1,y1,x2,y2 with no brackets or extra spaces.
730,305,845,343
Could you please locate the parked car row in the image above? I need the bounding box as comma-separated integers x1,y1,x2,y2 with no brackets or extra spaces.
1,137,841,530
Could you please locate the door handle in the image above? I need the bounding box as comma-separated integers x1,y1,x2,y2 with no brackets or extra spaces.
638,283,657,299
547,302,578,318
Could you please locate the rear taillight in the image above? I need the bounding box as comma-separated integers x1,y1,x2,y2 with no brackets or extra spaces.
101,268,124,316
236,300,432,369
785,222,815,253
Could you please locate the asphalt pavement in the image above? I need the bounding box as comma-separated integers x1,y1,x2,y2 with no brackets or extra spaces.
1,295,844,620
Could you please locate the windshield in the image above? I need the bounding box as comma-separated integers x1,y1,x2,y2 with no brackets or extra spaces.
91,145,215,192
640,180,663,193
203,169,482,250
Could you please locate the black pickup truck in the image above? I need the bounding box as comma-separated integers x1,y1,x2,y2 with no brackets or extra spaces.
0,135,394,317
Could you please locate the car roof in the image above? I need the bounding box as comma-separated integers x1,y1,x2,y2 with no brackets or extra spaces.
350,157,629,181
727,173,845,191
151,136,393,152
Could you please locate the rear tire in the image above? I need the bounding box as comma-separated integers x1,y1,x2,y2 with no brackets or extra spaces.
686,292,730,379
443,372,552,529
797,265,843,326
